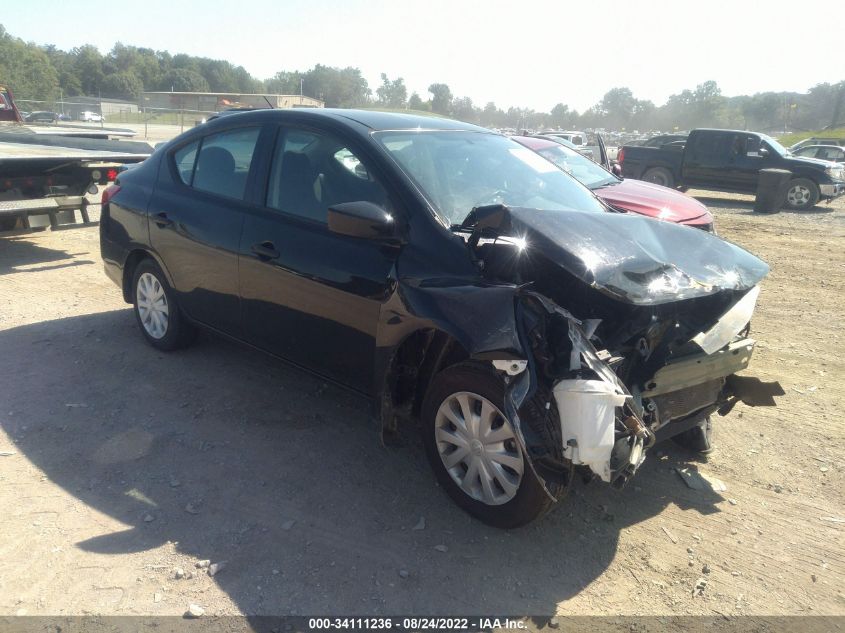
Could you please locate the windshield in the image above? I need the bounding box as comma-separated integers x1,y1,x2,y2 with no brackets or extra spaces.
534,143,619,189
375,131,605,226
761,134,788,156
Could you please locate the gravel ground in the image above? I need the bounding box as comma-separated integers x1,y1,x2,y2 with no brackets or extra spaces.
0,191,843,619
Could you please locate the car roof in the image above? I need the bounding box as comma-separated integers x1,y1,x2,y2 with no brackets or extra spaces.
218,108,489,132
324,109,487,131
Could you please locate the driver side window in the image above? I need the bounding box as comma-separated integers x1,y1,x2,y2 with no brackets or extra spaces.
266,128,391,224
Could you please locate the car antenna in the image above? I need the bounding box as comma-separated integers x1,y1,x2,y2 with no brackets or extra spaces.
263,96,275,109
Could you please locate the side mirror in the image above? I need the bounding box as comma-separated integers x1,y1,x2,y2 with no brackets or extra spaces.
327,201,404,243
758,148,769,158
611,163,623,177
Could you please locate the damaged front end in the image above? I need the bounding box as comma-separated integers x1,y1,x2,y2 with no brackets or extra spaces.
462,204,783,495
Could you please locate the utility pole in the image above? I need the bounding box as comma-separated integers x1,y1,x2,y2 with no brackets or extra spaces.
829,84,845,131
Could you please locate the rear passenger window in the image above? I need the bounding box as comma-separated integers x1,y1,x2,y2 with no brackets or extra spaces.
192,127,260,200
690,134,725,161
173,140,199,185
266,128,390,223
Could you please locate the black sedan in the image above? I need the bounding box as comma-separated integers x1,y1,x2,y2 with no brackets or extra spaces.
24,111,59,123
101,109,776,527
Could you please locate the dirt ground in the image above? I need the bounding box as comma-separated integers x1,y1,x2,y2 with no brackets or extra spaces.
0,191,843,620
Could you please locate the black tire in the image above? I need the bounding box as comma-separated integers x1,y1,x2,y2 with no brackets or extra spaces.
642,167,674,188
421,362,566,528
672,416,714,454
131,259,196,351
0,216,18,231
784,178,820,210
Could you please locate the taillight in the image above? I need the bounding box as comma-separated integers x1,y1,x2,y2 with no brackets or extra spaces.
106,168,118,181
617,148,625,164
101,184,121,206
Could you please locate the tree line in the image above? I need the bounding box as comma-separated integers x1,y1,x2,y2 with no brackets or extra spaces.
1,24,843,132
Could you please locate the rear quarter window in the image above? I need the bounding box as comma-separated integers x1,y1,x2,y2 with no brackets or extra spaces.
173,140,199,185
171,127,261,200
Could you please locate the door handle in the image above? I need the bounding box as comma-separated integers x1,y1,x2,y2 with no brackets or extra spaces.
153,212,173,228
251,241,280,260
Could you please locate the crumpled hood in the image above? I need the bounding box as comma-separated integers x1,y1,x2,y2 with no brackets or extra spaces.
506,207,769,305
596,179,711,225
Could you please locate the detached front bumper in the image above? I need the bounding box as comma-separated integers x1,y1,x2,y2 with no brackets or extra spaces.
820,182,845,199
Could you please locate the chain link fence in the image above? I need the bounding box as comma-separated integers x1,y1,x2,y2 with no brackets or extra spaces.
14,98,217,136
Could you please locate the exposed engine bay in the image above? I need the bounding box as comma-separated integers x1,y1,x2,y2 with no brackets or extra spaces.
455,204,783,495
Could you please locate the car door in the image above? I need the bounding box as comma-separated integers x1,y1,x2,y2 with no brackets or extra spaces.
727,134,770,191
681,132,729,187
238,125,400,394
148,125,263,336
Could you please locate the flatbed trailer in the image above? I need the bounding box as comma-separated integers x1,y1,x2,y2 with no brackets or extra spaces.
1,84,152,231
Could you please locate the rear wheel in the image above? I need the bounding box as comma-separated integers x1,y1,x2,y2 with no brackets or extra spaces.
421,363,566,528
642,167,674,188
132,259,196,351
784,178,820,210
0,217,18,231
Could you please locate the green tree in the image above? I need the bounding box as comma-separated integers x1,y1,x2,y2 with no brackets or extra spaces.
451,96,476,122
630,99,655,131
428,83,452,115
43,45,82,96
0,26,59,100
71,44,105,95
481,101,503,127
549,103,571,128
159,68,209,92
691,80,723,126
101,71,143,100
741,92,781,129
274,65,370,107
408,92,426,111
376,73,407,108
265,71,303,94
598,87,637,129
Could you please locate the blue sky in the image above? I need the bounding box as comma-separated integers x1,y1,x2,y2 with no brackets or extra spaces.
2,0,839,111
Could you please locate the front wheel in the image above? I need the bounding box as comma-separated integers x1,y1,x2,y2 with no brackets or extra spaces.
421,363,566,528
132,259,196,351
784,178,820,210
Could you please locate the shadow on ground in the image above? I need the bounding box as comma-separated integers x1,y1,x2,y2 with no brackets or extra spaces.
690,193,837,216
0,233,94,275
0,310,725,617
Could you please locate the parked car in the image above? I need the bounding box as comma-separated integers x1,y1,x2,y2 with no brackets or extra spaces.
535,133,595,160
79,111,103,122
540,130,589,148
24,111,58,123
101,109,777,527
792,145,845,163
788,137,845,152
618,128,845,209
511,135,714,231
